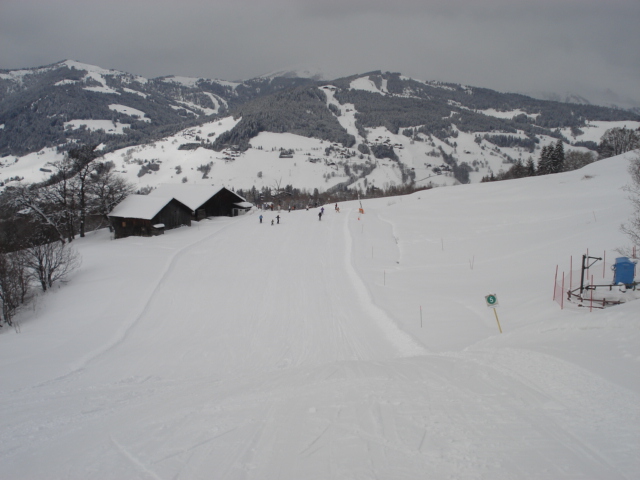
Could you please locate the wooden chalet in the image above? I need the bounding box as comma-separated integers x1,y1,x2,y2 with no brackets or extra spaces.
148,184,251,220
108,195,192,239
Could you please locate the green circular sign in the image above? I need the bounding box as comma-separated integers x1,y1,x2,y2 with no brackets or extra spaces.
486,294,497,306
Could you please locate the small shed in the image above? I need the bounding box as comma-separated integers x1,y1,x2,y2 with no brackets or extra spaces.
108,195,192,239
149,184,251,220
232,201,253,216
613,257,637,285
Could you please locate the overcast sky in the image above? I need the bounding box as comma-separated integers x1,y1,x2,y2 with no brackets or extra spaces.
2,0,639,106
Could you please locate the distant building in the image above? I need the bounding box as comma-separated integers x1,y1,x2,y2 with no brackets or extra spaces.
108,195,192,239
148,184,251,220
108,185,252,239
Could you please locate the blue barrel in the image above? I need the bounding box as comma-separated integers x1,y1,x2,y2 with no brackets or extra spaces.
613,257,636,285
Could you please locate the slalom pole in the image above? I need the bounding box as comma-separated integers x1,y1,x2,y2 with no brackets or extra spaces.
561,272,565,310
553,265,558,301
570,256,573,291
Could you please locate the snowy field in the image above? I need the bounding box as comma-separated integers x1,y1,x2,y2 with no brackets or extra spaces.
0,153,639,479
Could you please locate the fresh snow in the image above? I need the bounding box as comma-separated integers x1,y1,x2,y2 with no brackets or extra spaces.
54,79,78,86
64,119,130,134
563,120,640,144
0,147,65,185
1,152,639,479
0,105,627,197
160,76,203,87
123,87,149,98
479,108,540,120
83,84,120,95
108,104,150,122
148,184,237,212
107,195,176,220
350,77,385,94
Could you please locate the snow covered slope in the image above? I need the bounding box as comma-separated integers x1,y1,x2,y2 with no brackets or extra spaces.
4,112,628,196
0,153,638,479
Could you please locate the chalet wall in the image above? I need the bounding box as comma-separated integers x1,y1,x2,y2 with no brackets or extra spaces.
202,188,244,217
111,199,191,239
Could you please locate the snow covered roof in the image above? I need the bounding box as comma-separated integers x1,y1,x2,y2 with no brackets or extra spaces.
148,184,226,211
234,202,253,209
107,195,175,220
149,184,247,211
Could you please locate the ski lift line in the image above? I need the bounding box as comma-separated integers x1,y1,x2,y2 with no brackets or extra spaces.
561,251,638,308
580,254,602,297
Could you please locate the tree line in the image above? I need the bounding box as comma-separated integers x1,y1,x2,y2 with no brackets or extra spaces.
481,127,640,182
0,145,135,328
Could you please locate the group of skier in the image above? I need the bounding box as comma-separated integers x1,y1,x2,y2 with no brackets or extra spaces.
258,203,340,225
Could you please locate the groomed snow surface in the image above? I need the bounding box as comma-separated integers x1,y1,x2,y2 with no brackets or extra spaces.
1,154,639,479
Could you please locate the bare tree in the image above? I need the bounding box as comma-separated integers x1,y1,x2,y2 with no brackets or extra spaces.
88,162,135,231
8,184,67,245
599,127,640,159
0,252,30,327
23,241,81,292
68,145,102,238
563,150,596,172
41,156,78,243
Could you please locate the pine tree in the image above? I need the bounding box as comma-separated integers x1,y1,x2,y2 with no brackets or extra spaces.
550,140,565,173
525,157,536,176
537,145,553,175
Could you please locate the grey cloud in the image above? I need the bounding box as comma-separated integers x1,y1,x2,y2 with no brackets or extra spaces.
1,0,638,106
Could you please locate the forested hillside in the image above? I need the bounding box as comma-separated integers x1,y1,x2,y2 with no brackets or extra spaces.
0,61,314,158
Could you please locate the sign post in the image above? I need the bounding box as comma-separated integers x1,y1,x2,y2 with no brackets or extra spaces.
485,294,502,333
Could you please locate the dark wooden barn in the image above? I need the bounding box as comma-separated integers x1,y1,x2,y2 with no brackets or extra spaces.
149,185,251,220
108,195,192,239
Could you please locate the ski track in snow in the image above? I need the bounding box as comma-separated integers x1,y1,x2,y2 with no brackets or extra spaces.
344,207,428,358
34,218,241,388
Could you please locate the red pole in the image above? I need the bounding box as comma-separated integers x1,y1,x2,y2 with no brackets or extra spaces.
590,275,594,312
570,256,573,291
561,272,565,310
553,265,558,301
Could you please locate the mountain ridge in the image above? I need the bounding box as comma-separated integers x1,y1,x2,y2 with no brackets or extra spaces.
1,60,639,193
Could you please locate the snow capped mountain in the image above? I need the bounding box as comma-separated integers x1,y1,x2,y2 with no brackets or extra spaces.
1,62,639,195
